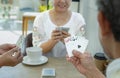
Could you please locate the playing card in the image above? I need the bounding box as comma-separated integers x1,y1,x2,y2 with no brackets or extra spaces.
64,36,76,57
61,27,69,32
64,36,89,57
56,27,69,32
56,27,62,31
41,68,55,78
73,37,89,53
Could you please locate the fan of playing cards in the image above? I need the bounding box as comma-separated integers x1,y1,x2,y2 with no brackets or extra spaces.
64,36,89,57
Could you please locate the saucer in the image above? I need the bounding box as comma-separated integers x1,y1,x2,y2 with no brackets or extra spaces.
22,56,48,65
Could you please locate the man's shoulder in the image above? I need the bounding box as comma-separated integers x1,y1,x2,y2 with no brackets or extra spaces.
106,58,120,78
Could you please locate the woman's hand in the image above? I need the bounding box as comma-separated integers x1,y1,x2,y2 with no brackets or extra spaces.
61,31,71,43
51,30,63,42
62,30,71,38
0,47,23,67
51,30,70,43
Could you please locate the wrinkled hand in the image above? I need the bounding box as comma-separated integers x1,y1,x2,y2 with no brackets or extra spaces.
51,30,63,42
0,47,23,66
0,44,16,55
66,50,96,75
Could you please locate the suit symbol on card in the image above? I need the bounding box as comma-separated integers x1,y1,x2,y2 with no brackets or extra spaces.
78,45,81,48
64,36,89,57
70,36,78,41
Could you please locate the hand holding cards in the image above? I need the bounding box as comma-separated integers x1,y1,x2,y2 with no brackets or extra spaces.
64,36,89,57
56,27,69,32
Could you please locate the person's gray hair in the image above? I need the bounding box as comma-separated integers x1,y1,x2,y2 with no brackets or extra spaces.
97,0,120,41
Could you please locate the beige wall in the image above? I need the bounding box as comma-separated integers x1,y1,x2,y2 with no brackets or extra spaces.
80,0,103,56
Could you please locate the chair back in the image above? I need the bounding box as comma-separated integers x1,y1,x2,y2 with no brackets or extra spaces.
23,33,33,56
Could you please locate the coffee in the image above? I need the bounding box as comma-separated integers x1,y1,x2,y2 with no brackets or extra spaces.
94,53,107,73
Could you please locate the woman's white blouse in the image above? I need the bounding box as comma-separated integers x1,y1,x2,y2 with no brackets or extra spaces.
32,10,86,57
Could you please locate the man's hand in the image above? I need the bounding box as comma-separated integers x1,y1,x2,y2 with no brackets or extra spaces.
0,47,23,67
0,44,16,55
66,50,96,75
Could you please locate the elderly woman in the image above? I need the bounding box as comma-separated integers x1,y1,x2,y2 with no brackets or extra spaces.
32,0,85,57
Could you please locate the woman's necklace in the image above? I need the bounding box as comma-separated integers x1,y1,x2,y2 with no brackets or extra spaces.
50,10,71,26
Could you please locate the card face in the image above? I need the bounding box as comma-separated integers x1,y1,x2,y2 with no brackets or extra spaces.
64,36,89,57
42,68,55,77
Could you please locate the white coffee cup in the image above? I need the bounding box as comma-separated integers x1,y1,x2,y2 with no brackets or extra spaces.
26,47,42,62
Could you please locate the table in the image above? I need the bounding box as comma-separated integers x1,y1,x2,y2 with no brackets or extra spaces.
22,12,41,36
0,57,85,78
